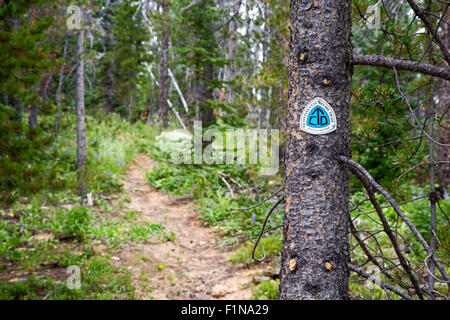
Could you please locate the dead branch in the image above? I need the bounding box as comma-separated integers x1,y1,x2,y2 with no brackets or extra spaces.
252,197,284,262
405,0,450,64
338,156,450,285
353,54,450,80
348,264,414,300
230,184,284,211
218,171,242,188
349,217,394,281
347,163,425,299
220,176,235,198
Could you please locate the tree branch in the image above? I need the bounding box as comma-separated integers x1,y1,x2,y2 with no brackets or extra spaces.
348,264,414,300
349,217,393,281
352,54,450,80
348,163,425,299
179,0,202,14
405,0,450,64
338,156,450,285
252,197,284,262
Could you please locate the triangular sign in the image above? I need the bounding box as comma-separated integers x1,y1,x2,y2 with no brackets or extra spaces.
300,98,337,135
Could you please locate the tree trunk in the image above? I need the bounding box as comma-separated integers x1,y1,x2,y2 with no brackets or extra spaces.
103,2,115,115
29,96,38,129
55,36,68,133
159,0,169,128
437,9,449,195
224,0,240,103
201,58,214,125
129,82,136,122
10,96,22,122
76,29,87,200
279,0,353,300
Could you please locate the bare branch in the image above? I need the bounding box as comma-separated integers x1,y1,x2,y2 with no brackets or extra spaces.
179,0,203,14
349,217,393,280
348,162,425,298
405,0,450,63
338,156,450,285
397,161,450,182
353,54,450,80
212,0,242,32
230,184,284,211
220,176,235,198
348,264,414,300
252,197,284,262
368,135,424,148
392,66,450,147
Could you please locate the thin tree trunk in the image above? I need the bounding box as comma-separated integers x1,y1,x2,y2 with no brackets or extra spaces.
280,0,353,300
129,82,136,122
29,72,52,129
76,29,87,200
428,85,437,295
55,36,68,133
104,2,115,114
201,58,214,125
426,0,438,294
29,86,39,129
7,15,22,121
224,0,239,103
10,96,22,122
159,0,169,128
437,9,450,195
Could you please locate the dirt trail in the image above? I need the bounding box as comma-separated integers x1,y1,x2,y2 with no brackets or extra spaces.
115,155,272,300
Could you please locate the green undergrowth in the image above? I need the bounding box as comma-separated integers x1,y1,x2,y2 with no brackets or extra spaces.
0,114,170,299
251,279,280,300
146,137,285,260
0,255,135,299
1,113,160,205
348,189,450,299
0,199,174,299
147,162,282,249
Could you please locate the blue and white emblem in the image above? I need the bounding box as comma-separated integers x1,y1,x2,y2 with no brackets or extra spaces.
300,98,337,135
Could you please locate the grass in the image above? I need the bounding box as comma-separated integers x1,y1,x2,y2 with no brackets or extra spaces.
0,114,169,299
2,113,448,300
0,255,135,299
251,279,280,300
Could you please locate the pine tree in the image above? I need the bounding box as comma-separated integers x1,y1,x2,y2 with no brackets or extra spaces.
280,0,353,299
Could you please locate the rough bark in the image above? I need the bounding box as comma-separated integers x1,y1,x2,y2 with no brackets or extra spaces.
437,9,450,194
76,29,87,199
279,0,353,300
159,0,169,128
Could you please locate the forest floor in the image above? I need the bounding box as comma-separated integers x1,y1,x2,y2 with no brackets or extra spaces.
113,154,276,299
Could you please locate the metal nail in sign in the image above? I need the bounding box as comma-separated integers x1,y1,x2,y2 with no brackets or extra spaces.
300,97,337,135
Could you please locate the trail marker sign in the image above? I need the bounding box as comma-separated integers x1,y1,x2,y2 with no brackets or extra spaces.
300,98,337,135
